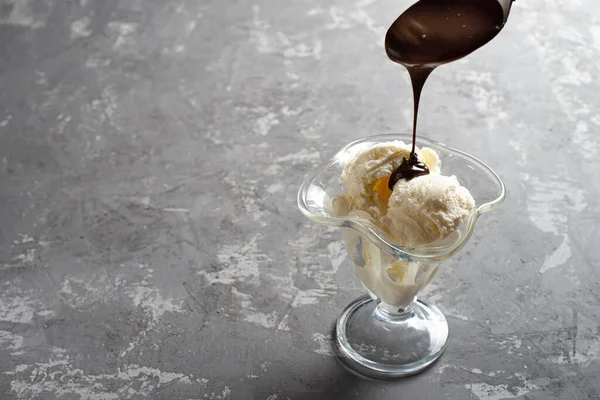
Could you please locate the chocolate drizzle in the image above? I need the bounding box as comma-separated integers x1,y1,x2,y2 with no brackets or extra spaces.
388,153,430,190
384,0,507,184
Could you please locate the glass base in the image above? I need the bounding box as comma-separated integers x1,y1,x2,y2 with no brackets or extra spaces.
335,295,448,379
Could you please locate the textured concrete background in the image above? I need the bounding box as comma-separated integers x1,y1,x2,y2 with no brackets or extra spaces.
1,0,599,399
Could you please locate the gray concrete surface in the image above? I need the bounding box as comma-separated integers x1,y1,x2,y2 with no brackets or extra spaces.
1,0,599,399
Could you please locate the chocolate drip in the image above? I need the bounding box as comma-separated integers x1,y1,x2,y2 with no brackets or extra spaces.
384,0,506,183
388,153,430,190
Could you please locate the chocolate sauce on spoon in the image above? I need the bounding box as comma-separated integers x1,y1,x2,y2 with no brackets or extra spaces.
385,0,510,189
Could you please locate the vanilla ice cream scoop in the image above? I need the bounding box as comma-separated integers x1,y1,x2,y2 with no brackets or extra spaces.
335,141,441,221
385,174,475,246
342,141,441,197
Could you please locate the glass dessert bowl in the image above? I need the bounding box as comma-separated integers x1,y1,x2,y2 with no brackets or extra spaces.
297,133,506,379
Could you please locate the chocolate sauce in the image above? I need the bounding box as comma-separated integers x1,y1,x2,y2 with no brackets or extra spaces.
388,153,430,190
385,0,509,188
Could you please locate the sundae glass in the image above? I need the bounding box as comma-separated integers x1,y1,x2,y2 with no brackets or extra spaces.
297,133,505,378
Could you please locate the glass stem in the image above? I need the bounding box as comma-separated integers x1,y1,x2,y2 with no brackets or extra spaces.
374,300,415,323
